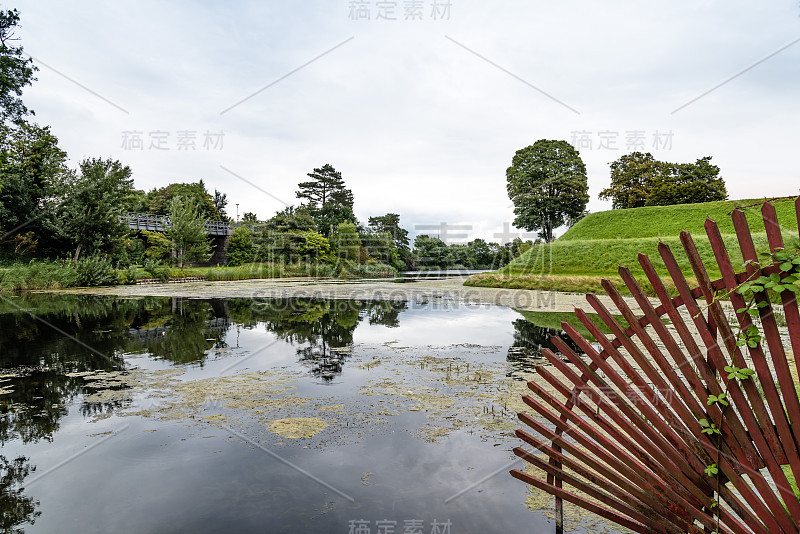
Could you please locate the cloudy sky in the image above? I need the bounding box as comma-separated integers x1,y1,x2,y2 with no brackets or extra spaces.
13,1,800,241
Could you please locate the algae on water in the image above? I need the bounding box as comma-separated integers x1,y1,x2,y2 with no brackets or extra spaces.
268,417,328,439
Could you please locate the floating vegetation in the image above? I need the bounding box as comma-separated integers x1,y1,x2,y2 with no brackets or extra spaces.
268,417,328,439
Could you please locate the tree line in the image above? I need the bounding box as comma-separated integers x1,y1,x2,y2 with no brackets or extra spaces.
505,140,727,242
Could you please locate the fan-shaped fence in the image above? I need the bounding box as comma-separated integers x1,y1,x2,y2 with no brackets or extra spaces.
511,199,800,534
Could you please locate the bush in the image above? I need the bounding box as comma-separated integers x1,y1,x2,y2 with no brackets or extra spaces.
117,264,141,285
143,259,170,282
226,227,254,267
75,255,118,287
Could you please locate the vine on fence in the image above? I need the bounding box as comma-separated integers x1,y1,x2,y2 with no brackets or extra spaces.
697,246,800,531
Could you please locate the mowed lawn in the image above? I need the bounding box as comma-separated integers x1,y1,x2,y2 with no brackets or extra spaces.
465,197,799,294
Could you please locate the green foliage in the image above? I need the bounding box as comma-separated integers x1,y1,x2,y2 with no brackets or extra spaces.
143,259,170,282
699,418,721,436
331,222,361,262
0,260,78,291
506,140,589,242
74,255,117,287
144,181,222,221
212,189,228,220
0,9,38,124
55,158,135,262
706,393,728,407
360,228,401,269
599,152,727,209
413,235,448,268
368,213,410,263
0,123,69,253
724,365,755,380
226,226,254,267
296,164,352,209
296,164,356,235
297,230,331,263
166,196,211,268
116,264,141,285
141,230,171,262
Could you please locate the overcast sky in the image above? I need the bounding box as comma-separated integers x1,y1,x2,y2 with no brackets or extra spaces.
13,1,800,242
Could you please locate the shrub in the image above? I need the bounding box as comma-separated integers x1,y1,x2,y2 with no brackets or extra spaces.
226,227,254,267
143,259,170,282
75,255,118,287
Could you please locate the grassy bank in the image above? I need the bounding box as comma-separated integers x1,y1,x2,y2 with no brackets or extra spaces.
465,197,799,294
0,260,397,292
562,197,798,241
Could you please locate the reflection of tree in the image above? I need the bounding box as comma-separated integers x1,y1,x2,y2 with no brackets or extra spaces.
252,299,407,381
0,455,40,533
507,318,585,376
142,298,228,365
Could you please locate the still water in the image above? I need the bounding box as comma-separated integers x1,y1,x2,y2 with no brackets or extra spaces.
0,294,607,534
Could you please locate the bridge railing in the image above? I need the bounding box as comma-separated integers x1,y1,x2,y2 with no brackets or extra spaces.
122,213,233,236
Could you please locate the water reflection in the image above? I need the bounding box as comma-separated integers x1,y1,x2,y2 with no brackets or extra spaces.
0,455,40,533
251,299,406,381
0,295,593,533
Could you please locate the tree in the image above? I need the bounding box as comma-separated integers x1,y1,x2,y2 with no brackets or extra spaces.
0,123,69,253
646,156,727,206
166,196,211,269
467,238,494,268
506,140,589,242
0,10,37,125
313,201,357,237
598,152,664,209
254,206,316,263
600,152,727,208
225,226,253,267
368,213,410,254
360,228,401,269
331,222,362,263
296,164,352,209
242,211,258,223
413,235,448,268
213,189,228,220
145,181,222,221
296,164,356,235
56,158,135,263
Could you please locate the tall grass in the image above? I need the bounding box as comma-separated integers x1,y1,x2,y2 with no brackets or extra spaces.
0,259,398,292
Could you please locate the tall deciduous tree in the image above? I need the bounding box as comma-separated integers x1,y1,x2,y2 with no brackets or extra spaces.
0,9,37,125
506,140,589,242
598,152,663,209
167,196,211,269
0,123,68,250
57,158,135,263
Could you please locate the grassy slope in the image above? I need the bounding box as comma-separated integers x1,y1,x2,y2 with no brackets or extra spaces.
561,197,798,241
465,197,799,294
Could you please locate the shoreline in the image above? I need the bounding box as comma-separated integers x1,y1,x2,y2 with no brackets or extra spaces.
37,276,642,314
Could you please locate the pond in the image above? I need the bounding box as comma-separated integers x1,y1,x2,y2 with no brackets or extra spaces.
0,294,620,534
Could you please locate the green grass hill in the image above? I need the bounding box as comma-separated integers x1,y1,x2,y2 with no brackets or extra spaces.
465,196,799,295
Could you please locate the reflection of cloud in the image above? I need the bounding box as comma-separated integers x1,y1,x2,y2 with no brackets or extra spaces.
354,306,518,346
